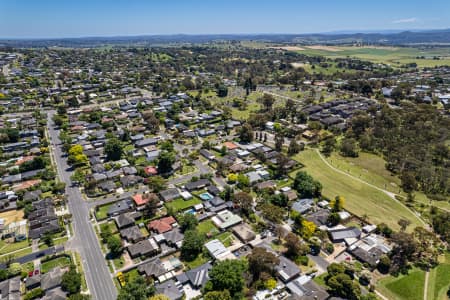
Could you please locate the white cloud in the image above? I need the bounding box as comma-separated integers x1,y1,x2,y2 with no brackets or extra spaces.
392,18,418,24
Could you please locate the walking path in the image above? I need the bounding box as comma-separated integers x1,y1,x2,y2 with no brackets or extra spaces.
424,271,430,300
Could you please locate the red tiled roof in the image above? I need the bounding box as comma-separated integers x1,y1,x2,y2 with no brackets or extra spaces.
132,194,148,206
223,142,238,150
148,216,177,234
15,156,35,166
144,166,158,176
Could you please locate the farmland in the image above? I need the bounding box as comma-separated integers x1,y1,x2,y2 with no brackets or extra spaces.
273,45,450,68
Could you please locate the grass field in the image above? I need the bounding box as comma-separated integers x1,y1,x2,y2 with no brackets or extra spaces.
427,253,450,300
0,239,30,255
164,197,201,213
324,152,450,212
291,149,423,231
377,268,425,300
95,203,112,220
287,46,450,68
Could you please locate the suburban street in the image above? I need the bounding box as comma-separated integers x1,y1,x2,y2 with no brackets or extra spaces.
47,111,117,300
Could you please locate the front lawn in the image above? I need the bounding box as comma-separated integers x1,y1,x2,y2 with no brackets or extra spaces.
41,255,72,273
0,239,30,255
95,204,113,220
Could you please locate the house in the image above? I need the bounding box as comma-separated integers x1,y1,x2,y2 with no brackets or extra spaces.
120,225,144,243
0,276,20,300
199,149,215,161
155,279,184,300
286,275,329,300
98,180,115,193
275,256,301,282
185,179,210,191
135,138,158,148
138,258,167,279
232,223,256,243
348,234,391,267
204,239,234,261
159,188,180,202
211,210,242,230
223,141,238,150
127,238,160,259
107,199,134,217
291,198,314,214
115,213,136,229
120,175,142,187
306,209,330,227
132,193,159,210
41,267,64,291
206,185,221,196
329,227,361,243
148,216,177,234
162,228,185,248
177,262,212,289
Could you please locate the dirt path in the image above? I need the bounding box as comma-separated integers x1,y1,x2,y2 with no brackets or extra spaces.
424,271,430,300
315,149,427,227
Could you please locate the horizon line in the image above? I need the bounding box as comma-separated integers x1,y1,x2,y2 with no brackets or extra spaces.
1,27,449,41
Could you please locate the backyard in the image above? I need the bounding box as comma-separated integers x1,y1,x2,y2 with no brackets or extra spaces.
377,268,425,300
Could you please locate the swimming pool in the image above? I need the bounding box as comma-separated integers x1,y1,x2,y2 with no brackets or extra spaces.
199,192,214,201
185,208,195,215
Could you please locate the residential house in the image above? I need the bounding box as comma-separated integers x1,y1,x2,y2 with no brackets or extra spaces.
127,238,160,259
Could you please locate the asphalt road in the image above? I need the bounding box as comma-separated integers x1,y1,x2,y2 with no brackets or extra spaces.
0,246,65,269
47,111,117,300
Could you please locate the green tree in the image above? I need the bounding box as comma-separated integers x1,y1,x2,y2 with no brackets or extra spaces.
117,276,155,300
181,229,205,261
208,259,248,296
292,171,322,198
239,123,253,143
157,151,175,174
247,247,279,281
105,138,123,161
107,236,123,257
61,265,82,294
147,176,167,192
204,290,232,300
178,213,198,232
340,137,359,157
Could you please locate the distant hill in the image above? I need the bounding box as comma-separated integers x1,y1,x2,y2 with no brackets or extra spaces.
1,29,450,48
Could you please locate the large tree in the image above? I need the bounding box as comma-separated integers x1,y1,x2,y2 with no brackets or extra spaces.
61,265,82,295
248,247,279,281
292,171,322,198
117,276,155,300
208,259,248,296
239,123,253,143
105,138,123,161
157,151,175,174
181,229,205,261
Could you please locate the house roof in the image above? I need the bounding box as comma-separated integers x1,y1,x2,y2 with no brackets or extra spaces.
276,256,301,282
155,279,184,300
115,213,135,229
204,239,232,260
329,227,361,242
120,225,144,242
148,216,177,234
223,142,238,150
138,258,167,278
185,262,212,288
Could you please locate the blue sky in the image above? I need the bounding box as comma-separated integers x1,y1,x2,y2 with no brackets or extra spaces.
1,0,449,38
